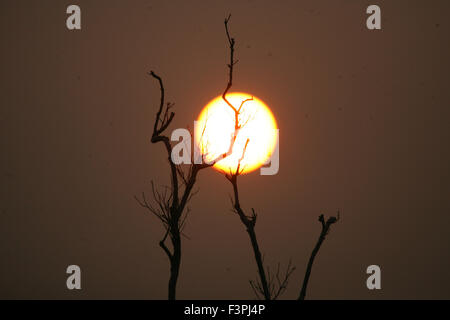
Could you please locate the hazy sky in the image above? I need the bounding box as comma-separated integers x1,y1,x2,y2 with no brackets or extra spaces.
1,0,449,299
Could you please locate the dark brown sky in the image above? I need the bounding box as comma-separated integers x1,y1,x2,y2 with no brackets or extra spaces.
1,0,449,299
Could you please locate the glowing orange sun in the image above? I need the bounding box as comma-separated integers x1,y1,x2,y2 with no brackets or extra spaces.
195,92,278,174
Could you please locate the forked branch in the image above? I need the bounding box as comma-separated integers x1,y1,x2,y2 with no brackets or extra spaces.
148,71,179,208
136,15,253,300
298,212,340,300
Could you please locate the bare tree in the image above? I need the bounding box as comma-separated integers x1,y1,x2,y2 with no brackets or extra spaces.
226,150,339,300
137,14,339,301
221,17,296,301
136,14,251,301
221,16,339,300
135,71,196,300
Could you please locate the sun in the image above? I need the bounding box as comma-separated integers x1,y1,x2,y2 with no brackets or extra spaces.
195,92,278,174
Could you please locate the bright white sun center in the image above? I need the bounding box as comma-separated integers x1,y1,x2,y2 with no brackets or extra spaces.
195,92,277,174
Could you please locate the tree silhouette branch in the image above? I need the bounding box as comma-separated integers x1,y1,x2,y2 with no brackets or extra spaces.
159,226,173,260
149,71,179,208
221,14,297,301
136,15,250,300
250,259,296,300
222,14,238,115
298,212,340,300
225,142,274,300
135,71,191,300
226,163,271,300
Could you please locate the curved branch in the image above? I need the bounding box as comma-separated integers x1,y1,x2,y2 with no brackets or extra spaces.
148,72,179,207
159,226,173,261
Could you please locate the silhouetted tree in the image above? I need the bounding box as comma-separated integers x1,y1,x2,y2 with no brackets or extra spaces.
137,14,339,301
221,16,296,301
135,16,247,300
221,16,339,301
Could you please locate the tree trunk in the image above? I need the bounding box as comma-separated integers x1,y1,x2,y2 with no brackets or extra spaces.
247,226,271,300
168,228,181,300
